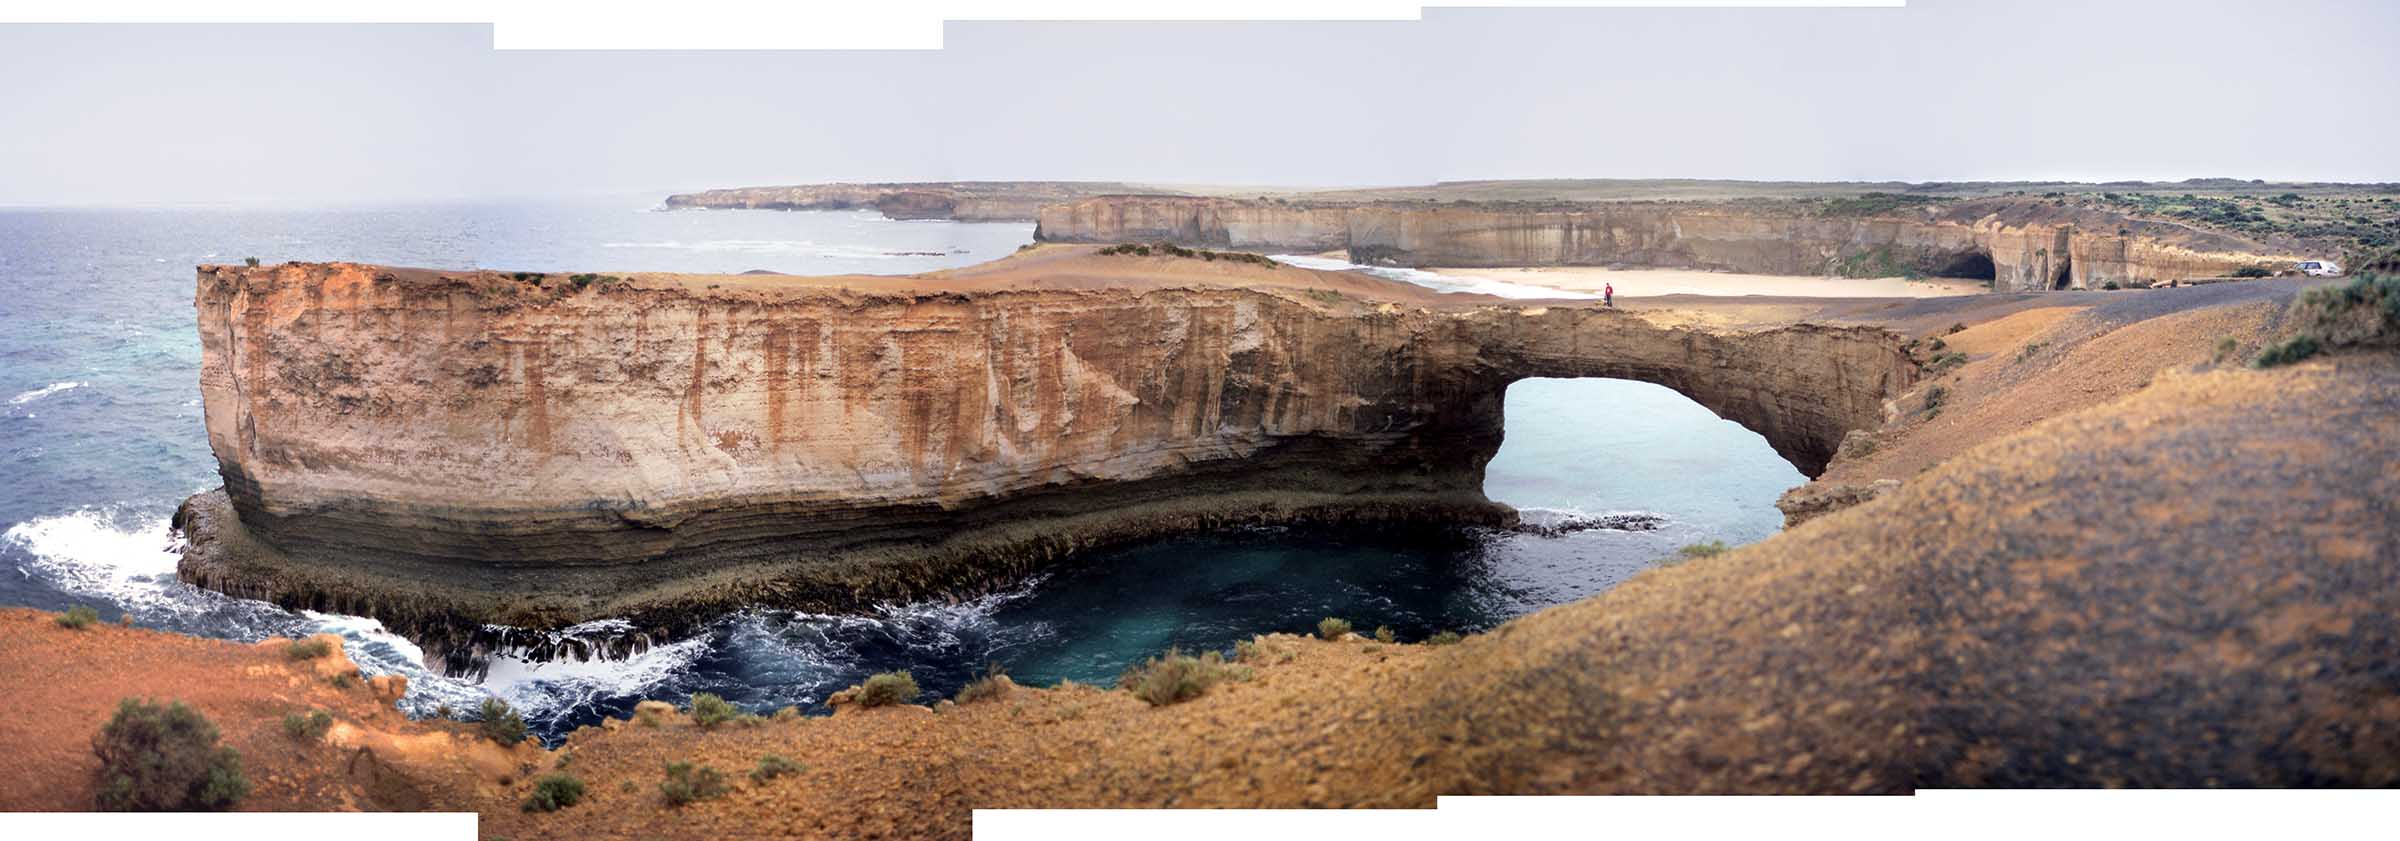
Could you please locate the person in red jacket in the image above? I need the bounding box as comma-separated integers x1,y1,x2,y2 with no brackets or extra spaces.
1604,282,1614,308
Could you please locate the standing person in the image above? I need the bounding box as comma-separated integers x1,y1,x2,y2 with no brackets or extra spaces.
1604,282,1614,308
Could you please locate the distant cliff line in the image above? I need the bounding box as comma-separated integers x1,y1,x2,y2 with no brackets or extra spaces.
664,180,2363,290
1035,195,2320,292
659,181,1186,222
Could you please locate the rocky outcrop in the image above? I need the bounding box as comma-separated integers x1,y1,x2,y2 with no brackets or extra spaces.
177,249,1914,665
1035,196,2314,291
662,182,1180,222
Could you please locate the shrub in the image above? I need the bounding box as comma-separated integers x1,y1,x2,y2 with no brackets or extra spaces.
2253,334,2321,368
2214,336,2241,363
1118,647,1252,707
282,709,333,742
1315,617,1353,641
853,671,920,708
1373,626,1396,644
92,699,248,812
1947,322,1968,335
1921,384,1950,416
2232,265,2274,278
2016,341,2048,362
327,672,357,689
687,692,743,729
522,773,585,813
285,638,333,660
1425,631,1464,646
1927,351,1969,374
243,257,260,268
1679,540,1730,560
56,605,99,629
1232,638,1261,662
659,762,729,807
477,697,529,746
750,754,803,784
2101,280,2121,290
954,663,1011,705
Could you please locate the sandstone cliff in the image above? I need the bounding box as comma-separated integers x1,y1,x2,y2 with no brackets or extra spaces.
661,182,1181,222
1035,196,2313,291
178,248,1912,665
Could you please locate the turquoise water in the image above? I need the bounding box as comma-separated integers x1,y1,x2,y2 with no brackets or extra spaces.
0,198,1799,740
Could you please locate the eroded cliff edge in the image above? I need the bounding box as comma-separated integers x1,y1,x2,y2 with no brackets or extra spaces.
176,248,1912,664
1035,195,2315,291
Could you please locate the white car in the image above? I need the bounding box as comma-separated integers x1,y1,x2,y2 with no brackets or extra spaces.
2298,260,2342,277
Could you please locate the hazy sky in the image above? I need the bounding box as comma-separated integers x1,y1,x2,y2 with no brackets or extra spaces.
3,0,2395,206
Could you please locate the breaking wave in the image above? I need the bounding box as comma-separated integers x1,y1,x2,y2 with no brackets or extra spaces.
8,381,84,405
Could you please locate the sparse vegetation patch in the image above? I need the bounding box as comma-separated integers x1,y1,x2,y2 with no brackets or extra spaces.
282,709,333,742
751,754,804,784
93,699,247,812
659,761,730,807
1118,647,1253,707
478,697,529,746
56,605,99,629
850,671,920,708
954,663,1012,705
522,773,585,813
1316,617,1353,641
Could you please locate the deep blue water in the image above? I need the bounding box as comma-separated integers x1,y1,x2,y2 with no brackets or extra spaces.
0,196,1799,740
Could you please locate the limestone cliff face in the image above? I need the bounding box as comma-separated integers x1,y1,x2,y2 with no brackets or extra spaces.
178,251,1912,664
662,182,1175,222
1036,196,2309,291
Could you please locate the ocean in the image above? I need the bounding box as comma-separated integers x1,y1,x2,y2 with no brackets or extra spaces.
0,194,1800,740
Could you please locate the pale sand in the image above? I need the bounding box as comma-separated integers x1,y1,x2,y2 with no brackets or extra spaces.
1428,266,1988,298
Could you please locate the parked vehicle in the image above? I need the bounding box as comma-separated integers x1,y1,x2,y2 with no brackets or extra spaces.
2298,260,2343,277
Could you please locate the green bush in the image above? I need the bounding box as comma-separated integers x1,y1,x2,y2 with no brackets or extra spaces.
1315,617,1352,641
659,762,729,807
56,605,99,629
750,754,804,784
687,692,744,729
2232,265,2274,278
93,699,248,812
1425,630,1464,646
1118,648,1252,707
285,638,333,660
1679,540,1729,560
477,697,529,746
853,671,920,708
954,663,1012,705
282,709,333,742
1372,626,1396,644
522,772,585,813
243,257,260,268
1922,384,1950,417
2253,334,2322,368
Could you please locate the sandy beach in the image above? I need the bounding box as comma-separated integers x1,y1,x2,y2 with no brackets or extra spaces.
1429,266,1988,298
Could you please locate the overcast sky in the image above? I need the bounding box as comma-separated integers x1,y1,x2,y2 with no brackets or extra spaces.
3,0,2395,206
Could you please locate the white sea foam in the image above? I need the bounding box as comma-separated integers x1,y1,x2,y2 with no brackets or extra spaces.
8,381,84,405
2,509,183,611
1269,254,1599,300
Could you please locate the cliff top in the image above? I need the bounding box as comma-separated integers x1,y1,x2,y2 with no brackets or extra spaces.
202,245,1586,310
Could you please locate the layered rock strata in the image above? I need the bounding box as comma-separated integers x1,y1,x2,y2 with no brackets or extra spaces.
1034,195,2311,291
176,250,1912,666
